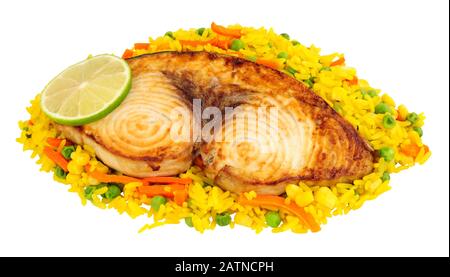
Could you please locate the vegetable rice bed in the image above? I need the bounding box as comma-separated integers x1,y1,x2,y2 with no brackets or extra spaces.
17,24,430,233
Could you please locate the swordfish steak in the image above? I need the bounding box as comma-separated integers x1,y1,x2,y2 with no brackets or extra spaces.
57,51,374,195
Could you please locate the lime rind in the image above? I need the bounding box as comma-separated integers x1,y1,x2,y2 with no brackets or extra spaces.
40,54,132,126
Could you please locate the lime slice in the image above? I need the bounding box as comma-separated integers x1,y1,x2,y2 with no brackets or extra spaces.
40,54,131,126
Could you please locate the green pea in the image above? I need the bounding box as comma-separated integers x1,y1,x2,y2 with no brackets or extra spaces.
230,39,245,51
413,127,423,137
215,213,231,226
22,126,29,131
61,145,75,159
187,198,194,208
85,184,106,200
280,33,290,40
247,56,257,62
361,88,377,97
184,217,194,228
286,66,297,75
196,28,205,36
103,184,121,200
333,102,343,113
379,147,395,162
151,196,167,211
291,40,300,46
265,211,282,228
84,186,96,200
277,52,288,59
164,31,174,39
304,77,314,88
54,166,67,179
381,172,390,182
382,114,396,129
374,103,392,114
367,90,377,97
406,112,418,124
319,66,331,72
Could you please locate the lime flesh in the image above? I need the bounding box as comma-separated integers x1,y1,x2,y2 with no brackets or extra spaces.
40,54,131,126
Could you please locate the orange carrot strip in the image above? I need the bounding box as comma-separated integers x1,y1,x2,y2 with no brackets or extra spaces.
179,39,211,47
142,176,192,185
396,109,402,121
210,38,232,49
211,22,241,38
256,58,280,70
347,76,358,85
134,43,150,50
122,49,134,59
330,57,345,66
138,184,186,198
46,137,73,148
43,146,68,172
239,195,321,232
173,189,188,205
46,138,64,148
401,143,421,157
28,120,34,126
225,50,244,57
89,170,192,186
89,171,142,184
56,139,66,153
180,38,231,50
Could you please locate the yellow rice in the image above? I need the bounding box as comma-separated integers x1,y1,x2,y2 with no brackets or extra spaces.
17,24,431,233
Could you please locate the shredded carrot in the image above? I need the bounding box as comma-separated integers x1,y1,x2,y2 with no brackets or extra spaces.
138,184,186,198
43,146,68,172
347,76,358,85
46,137,72,148
401,143,421,157
173,189,188,205
210,38,232,49
225,50,244,57
89,171,192,186
56,139,66,153
46,138,64,148
28,120,34,126
211,22,241,38
134,43,150,50
330,57,345,66
89,171,142,184
423,145,430,154
179,39,210,47
180,38,231,50
122,49,134,59
84,164,91,172
396,109,403,121
238,195,321,232
256,58,280,70
142,176,192,185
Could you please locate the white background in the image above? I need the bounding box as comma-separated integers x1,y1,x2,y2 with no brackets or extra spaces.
0,0,448,257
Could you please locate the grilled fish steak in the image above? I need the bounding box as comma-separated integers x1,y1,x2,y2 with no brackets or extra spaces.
57,51,374,194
